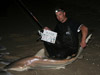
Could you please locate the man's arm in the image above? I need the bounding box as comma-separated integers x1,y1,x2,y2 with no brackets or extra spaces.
80,25,88,48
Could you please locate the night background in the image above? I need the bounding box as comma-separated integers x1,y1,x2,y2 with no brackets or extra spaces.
0,0,100,34
0,0,100,75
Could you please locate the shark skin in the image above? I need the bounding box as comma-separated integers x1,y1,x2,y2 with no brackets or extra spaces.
4,34,92,71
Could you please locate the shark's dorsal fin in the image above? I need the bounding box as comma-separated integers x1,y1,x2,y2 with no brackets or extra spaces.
34,48,45,58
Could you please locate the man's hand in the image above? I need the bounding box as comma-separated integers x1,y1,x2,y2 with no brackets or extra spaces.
80,41,86,48
44,27,50,30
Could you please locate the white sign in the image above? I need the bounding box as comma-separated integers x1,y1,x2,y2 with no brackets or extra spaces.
41,29,57,44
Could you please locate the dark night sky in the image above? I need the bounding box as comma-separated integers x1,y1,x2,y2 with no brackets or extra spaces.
0,0,100,34
0,0,100,17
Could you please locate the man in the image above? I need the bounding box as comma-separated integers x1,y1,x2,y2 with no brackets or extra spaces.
44,8,88,60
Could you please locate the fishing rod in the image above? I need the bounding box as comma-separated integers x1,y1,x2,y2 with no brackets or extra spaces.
18,0,43,29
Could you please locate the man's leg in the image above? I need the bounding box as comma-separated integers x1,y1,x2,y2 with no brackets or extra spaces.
44,42,56,58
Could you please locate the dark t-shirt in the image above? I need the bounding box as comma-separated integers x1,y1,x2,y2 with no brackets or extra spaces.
55,18,81,38
54,18,81,49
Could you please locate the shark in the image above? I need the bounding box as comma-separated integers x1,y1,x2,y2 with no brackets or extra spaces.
3,34,92,71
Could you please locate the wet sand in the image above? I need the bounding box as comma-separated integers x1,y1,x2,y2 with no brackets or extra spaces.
0,0,100,75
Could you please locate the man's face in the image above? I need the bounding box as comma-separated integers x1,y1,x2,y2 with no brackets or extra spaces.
55,11,66,23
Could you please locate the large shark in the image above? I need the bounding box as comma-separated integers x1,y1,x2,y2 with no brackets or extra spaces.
3,34,92,71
